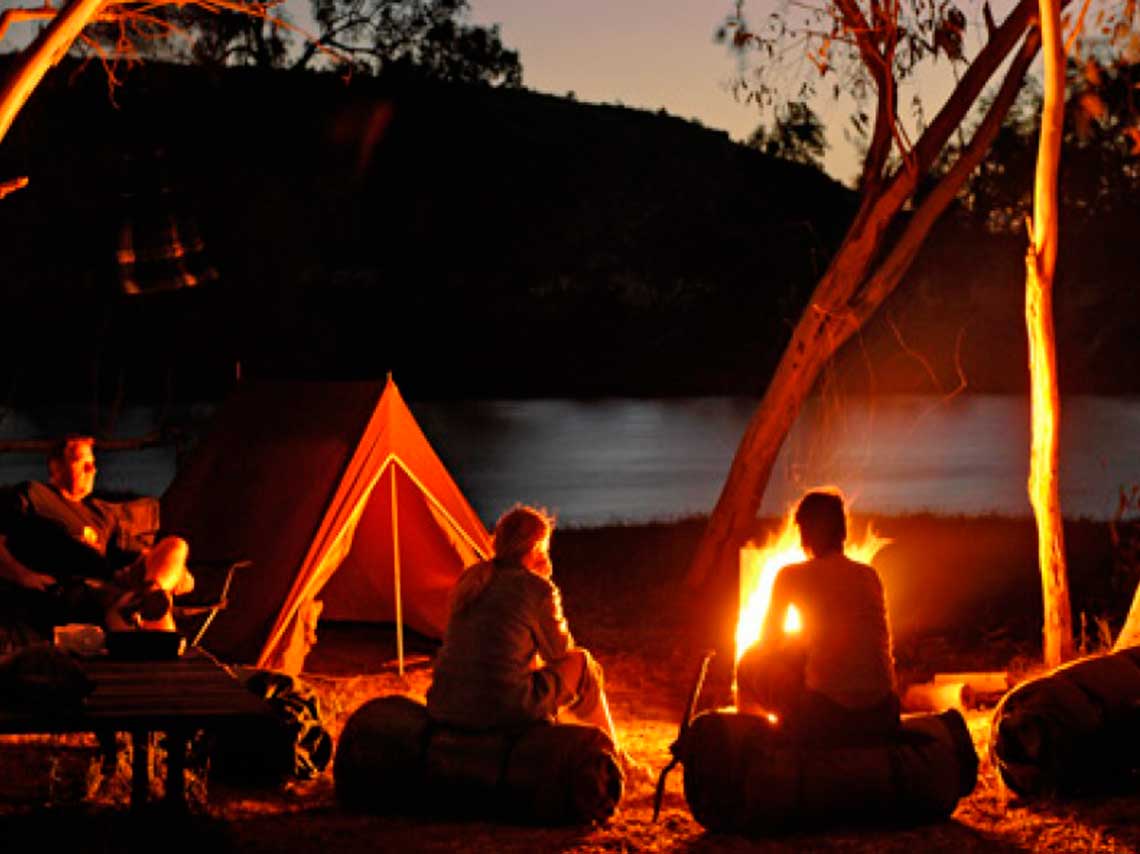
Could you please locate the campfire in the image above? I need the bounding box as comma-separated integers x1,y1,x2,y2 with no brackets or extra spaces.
735,509,890,665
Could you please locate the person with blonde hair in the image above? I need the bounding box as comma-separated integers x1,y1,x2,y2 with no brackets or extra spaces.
427,503,625,758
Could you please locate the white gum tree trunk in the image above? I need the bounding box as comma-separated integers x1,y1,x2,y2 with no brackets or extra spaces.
1025,0,1073,668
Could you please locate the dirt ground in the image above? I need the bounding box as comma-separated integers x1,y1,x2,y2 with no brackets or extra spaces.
2,516,1139,852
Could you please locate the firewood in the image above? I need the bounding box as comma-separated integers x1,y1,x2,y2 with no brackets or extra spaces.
933,671,1009,696
902,681,973,713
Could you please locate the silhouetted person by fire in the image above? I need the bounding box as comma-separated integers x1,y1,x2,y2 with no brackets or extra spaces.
736,489,899,743
427,504,639,773
0,435,194,641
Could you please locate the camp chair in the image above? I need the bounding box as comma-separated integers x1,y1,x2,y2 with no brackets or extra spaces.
101,557,251,647
105,495,251,647
172,558,252,648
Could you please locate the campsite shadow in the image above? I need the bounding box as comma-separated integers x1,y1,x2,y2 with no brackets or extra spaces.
305,621,438,676
1010,792,1140,851
0,805,237,854
674,818,1032,853
226,807,601,853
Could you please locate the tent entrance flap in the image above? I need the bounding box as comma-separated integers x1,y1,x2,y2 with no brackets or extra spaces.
318,461,485,638
160,377,492,673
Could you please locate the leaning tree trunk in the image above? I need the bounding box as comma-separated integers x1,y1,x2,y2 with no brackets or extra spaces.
0,0,108,147
684,6,1044,597
1025,0,1073,668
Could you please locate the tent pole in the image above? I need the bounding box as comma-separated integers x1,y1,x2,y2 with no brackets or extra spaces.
391,467,405,677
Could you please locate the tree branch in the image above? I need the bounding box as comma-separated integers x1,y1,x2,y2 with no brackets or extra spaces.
0,175,29,198
860,74,895,194
832,0,904,197
1063,0,1094,53
0,4,142,41
854,27,1041,319
0,0,352,153
833,0,886,77
0,0,108,146
910,0,1046,170
0,6,54,43
826,0,1057,304
1033,0,1066,280
290,12,372,70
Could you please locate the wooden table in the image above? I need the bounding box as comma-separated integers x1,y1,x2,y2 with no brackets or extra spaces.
0,647,275,810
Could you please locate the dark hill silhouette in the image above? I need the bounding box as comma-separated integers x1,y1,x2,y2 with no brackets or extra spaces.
0,59,854,402
1,59,1136,404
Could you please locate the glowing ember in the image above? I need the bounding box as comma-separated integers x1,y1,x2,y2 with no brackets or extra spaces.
735,510,890,662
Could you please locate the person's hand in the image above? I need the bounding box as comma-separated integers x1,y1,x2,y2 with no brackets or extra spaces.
21,570,58,592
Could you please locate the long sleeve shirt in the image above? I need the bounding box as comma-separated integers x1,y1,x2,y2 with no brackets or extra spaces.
426,560,575,729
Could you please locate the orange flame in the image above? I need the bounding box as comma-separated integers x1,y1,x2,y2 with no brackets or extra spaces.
735,510,890,662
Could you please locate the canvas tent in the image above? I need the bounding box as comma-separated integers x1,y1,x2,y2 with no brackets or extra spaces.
161,377,491,673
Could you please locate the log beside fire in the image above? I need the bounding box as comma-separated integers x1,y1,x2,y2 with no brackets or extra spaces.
903,672,1010,713
936,671,1010,695
903,681,973,712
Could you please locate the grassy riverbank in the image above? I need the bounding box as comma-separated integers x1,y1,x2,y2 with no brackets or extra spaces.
1,513,1138,852
551,513,1136,678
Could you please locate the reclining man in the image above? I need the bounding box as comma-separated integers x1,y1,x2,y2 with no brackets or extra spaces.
736,489,899,744
0,435,194,639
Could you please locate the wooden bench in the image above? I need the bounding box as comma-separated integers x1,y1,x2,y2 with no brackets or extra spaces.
0,648,275,810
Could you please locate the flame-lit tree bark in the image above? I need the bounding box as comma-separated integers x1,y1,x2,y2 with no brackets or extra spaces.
686,0,1050,604
1026,0,1073,667
0,0,109,160
0,0,516,197
0,0,285,196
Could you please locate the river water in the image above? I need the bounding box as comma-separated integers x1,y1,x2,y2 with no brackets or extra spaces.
2,395,1139,526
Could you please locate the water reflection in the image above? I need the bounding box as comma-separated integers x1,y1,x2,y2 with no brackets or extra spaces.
2,395,1139,525
0,404,186,499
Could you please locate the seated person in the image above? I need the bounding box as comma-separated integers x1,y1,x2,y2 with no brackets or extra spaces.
427,504,629,762
736,489,899,744
0,435,194,637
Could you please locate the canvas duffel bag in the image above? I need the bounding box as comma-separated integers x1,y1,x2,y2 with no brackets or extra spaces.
991,645,1140,797
334,694,622,825
678,706,977,834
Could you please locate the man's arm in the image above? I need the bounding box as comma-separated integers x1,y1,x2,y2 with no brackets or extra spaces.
0,533,57,592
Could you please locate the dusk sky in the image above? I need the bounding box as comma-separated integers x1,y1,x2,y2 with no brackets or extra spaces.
465,0,1026,186
467,1,763,149
0,0,1029,184
467,0,840,173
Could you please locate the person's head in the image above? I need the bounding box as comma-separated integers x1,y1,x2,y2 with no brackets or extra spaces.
794,489,847,557
492,504,554,577
47,435,97,502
